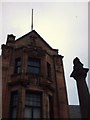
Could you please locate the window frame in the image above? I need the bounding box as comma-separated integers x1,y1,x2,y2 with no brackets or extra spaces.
24,91,42,119
47,62,51,80
49,95,54,119
14,57,21,74
10,91,18,118
28,58,41,75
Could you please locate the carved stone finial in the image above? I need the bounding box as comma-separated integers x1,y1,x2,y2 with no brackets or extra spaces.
70,57,89,80
7,34,16,43
70,57,90,118
73,57,83,69
30,35,37,45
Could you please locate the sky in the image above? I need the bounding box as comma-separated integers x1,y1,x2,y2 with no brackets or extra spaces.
0,1,89,105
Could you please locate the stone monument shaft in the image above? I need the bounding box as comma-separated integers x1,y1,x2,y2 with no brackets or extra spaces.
70,57,90,118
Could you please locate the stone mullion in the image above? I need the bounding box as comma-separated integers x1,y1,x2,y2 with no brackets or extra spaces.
53,56,61,117
17,85,25,118
42,91,49,119
22,49,28,74
17,49,27,119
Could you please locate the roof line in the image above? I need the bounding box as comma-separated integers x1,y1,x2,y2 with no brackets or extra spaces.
15,30,58,52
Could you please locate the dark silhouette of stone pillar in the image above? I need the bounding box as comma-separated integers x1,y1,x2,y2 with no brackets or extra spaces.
70,57,90,118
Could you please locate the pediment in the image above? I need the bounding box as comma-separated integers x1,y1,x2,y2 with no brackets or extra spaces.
15,30,58,55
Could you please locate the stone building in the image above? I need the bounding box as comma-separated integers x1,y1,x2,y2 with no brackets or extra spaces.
2,30,69,119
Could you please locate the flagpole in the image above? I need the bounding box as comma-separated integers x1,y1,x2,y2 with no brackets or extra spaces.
31,9,33,31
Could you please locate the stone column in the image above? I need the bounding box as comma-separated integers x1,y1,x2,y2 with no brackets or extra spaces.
70,57,90,118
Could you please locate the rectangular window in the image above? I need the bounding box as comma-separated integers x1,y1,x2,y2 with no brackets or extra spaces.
24,92,42,119
49,96,54,119
47,62,51,80
14,58,21,74
28,58,41,75
10,91,18,118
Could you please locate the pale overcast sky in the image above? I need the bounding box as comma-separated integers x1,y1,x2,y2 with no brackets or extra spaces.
0,1,89,105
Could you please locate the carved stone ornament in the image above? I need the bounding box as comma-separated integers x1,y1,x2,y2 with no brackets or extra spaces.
70,57,89,80
30,35,37,45
29,48,45,57
2,48,10,59
28,74,42,86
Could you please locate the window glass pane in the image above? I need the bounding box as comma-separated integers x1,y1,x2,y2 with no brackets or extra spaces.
33,108,41,118
17,61,21,66
26,93,41,107
10,92,18,118
11,107,17,118
47,62,51,79
16,58,21,66
12,92,18,106
28,67,40,74
17,67,21,74
15,58,21,73
25,92,41,118
29,60,40,67
49,96,54,119
24,107,32,118
28,58,40,74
